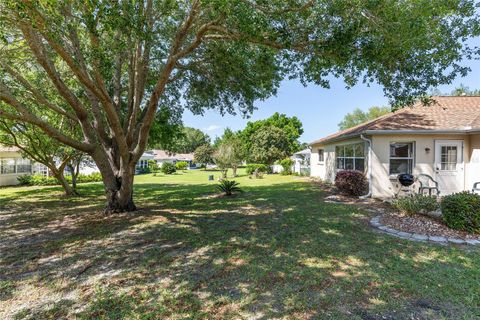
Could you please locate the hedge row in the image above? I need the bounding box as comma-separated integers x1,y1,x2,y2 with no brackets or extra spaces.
17,173,103,186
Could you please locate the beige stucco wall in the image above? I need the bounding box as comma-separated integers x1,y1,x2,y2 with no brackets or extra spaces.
0,151,30,187
370,134,469,198
311,133,480,199
466,134,480,191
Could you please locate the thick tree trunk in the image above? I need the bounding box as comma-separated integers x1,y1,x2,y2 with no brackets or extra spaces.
103,168,137,213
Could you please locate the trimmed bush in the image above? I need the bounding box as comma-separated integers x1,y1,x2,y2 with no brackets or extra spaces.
175,161,188,170
392,195,439,216
441,192,480,233
334,170,368,196
246,164,269,175
161,162,176,174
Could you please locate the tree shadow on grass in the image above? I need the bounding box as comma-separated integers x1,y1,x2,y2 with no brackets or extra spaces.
1,181,479,319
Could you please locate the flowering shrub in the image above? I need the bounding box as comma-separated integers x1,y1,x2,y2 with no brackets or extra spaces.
334,170,368,196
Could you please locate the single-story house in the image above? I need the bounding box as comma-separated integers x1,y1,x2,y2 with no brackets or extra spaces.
292,148,311,175
151,150,196,168
310,96,480,198
0,146,58,186
272,148,312,174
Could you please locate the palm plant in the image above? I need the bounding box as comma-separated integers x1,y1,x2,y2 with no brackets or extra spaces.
217,180,242,196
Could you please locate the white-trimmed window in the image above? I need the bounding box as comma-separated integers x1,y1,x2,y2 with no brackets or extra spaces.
0,158,16,174
335,143,365,171
318,149,324,162
389,142,414,175
16,158,31,173
137,159,149,168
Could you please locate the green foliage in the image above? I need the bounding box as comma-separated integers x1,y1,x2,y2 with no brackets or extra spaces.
392,195,439,216
338,107,391,130
217,180,242,196
279,158,294,175
241,113,303,157
161,162,176,175
449,84,480,96
245,164,269,175
334,170,368,196
249,126,290,165
213,129,245,177
441,192,480,233
194,144,214,166
155,127,210,154
175,161,188,170
17,173,102,186
148,160,160,175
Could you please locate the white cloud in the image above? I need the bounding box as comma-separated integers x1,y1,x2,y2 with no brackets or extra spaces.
203,125,221,132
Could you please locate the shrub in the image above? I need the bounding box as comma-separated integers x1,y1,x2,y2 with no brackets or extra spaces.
17,173,103,186
246,164,269,175
392,195,439,216
217,179,242,196
279,158,294,175
76,172,103,183
441,192,480,233
17,174,33,185
334,170,368,196
175,161,188,170
161,162,176,174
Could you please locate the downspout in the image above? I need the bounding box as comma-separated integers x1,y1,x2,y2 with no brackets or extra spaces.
360,134,372,199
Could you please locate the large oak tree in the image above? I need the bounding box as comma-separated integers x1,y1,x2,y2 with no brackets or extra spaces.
0,0,478,212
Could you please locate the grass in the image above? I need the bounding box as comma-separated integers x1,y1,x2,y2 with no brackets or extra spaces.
0,169,479,319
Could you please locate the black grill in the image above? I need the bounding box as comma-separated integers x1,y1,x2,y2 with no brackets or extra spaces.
397,174,415,187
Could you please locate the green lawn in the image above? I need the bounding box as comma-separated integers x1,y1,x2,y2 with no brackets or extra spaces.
1,170,479,319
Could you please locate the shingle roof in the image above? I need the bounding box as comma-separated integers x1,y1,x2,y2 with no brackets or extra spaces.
310,96,480,145
152,150,194,161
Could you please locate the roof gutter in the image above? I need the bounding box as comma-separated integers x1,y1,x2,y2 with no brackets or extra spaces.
364,129,480,135
359,134,372,199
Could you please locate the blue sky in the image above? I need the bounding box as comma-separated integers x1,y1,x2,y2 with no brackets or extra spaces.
183,43,480,143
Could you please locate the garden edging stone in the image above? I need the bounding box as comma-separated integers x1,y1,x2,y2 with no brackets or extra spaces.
370,215,480,246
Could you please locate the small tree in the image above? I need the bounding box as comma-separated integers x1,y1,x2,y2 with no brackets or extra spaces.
250,126,290,165
194,144,214,169
148,160,160,176
279,158,294,175
0,120,81,196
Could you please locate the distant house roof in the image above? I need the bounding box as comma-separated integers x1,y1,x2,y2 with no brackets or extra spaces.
152,150,194,161
0,146,20,152
293,148,311,156
310,96,480,145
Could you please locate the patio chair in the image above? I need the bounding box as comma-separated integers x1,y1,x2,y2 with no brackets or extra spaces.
472,182,480,194
417,174,440,196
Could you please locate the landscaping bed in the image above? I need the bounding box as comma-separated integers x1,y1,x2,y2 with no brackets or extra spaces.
379,212,480,240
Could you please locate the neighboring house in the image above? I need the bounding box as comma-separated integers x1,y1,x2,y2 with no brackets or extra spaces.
151,150,196,168
136,151,156,170
0,146,34,186
310,96,480,198
292,148,311,175
272,148,312,174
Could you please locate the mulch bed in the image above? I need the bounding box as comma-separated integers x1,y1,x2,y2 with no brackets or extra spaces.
312,179,480,240
379,212,480,240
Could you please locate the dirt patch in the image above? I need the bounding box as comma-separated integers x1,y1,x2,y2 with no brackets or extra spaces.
380,212,480,240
